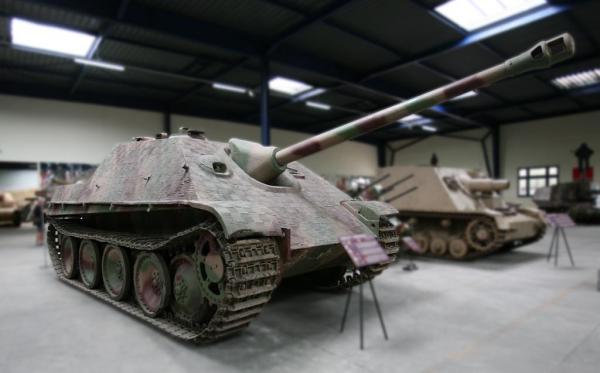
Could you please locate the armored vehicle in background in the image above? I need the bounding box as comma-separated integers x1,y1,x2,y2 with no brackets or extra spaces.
0,192,21,227
46,34,574,342
534,180,600,224
378,166,547,259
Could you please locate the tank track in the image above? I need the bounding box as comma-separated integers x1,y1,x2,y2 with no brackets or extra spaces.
46,217,280,343
400,212,518,261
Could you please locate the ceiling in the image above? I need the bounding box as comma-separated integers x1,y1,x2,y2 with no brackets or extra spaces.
0,0,599,144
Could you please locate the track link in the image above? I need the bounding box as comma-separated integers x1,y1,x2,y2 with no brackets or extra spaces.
47,217,280,343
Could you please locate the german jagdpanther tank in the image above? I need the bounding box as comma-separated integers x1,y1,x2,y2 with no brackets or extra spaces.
46,34,574,342
377,166,547,259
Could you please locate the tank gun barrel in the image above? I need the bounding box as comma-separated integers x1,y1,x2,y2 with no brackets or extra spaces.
349,173,391,198
229,34,574,183
379,174,415,196
461,178,510,193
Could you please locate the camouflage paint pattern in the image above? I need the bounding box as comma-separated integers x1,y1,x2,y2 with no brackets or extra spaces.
79,240,100,288
61,237,78,278
171,254,209,323
47,33,575,275
102,245,130,300
134,253,171,316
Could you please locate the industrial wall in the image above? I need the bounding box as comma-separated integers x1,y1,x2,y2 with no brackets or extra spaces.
0,94,378,177
387,110,600,205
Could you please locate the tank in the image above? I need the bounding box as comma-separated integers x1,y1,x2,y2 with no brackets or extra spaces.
45,34,574,342
377,166,547,259
0,192,21,227
533,180,600,224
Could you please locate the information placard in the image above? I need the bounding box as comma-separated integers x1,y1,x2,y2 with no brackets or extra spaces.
546,213,576,228
339,234,389,268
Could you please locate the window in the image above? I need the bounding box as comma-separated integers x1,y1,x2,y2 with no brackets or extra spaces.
517,166,559,197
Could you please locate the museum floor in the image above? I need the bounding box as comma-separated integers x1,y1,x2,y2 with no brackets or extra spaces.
1,224,599,373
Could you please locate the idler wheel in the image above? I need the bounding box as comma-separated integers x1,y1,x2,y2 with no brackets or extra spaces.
79,240,102,289
466,218,498,252
134,253,171,317
171,254,211,324
413,232,430,254
61,236,79,279
429,237,448,256
195,231,226,304
102,245,131,300
449,239,468,259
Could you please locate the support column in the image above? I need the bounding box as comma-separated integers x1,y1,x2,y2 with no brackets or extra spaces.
163,111,171,135
491,124,501,178
260,56,271,146
377,142,387,167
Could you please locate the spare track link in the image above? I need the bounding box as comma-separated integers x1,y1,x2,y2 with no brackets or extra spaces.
400,213,509,261
46,218,280,343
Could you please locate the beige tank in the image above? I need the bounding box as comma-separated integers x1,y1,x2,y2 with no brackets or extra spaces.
0,192,22,227
376,166,546,259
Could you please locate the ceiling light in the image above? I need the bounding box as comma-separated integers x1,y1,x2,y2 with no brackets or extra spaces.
450,90,478,101
212,82,248,94
435,0,547,31
551,69,600,90
269,76,313,95
11,18,96,57
74,58,125,71
306,101,331,110
296,88,326,101
421,125,438,132
400,114,432,125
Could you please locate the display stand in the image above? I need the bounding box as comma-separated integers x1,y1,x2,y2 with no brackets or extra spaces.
338,234,390,350
546,213,575,267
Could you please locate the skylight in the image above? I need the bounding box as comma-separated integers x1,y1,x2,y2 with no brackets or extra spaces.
450,90,478,101
551,69,600,90
74,58,125,72
269,76,313,95
306,101,331,110
11,18,96,57
212,82,248,94
435,0,547,31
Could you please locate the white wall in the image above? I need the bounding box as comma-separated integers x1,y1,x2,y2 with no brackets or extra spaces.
501,110,600,204
0,169,39,191
388,128,489,172
0,94,162,164
0,94,378,177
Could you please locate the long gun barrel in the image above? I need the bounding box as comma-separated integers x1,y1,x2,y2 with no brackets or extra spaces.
349,173,391,198
379,174,415,196
229,34,575,183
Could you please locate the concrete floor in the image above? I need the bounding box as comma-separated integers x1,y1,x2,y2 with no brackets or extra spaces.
1,225,599,373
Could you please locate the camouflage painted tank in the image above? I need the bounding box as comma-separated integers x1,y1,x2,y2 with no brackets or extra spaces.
376,166,547,259
534,180,600,224
0,192,21,227
46,34,574,342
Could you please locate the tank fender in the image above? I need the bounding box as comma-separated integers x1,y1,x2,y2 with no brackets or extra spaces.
341,200,398,234
189,201,283,240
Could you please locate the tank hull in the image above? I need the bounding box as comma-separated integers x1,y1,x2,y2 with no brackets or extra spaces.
377,166,546,260
46,136,399,342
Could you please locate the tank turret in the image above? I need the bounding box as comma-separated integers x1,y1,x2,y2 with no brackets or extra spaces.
230,33,574,184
